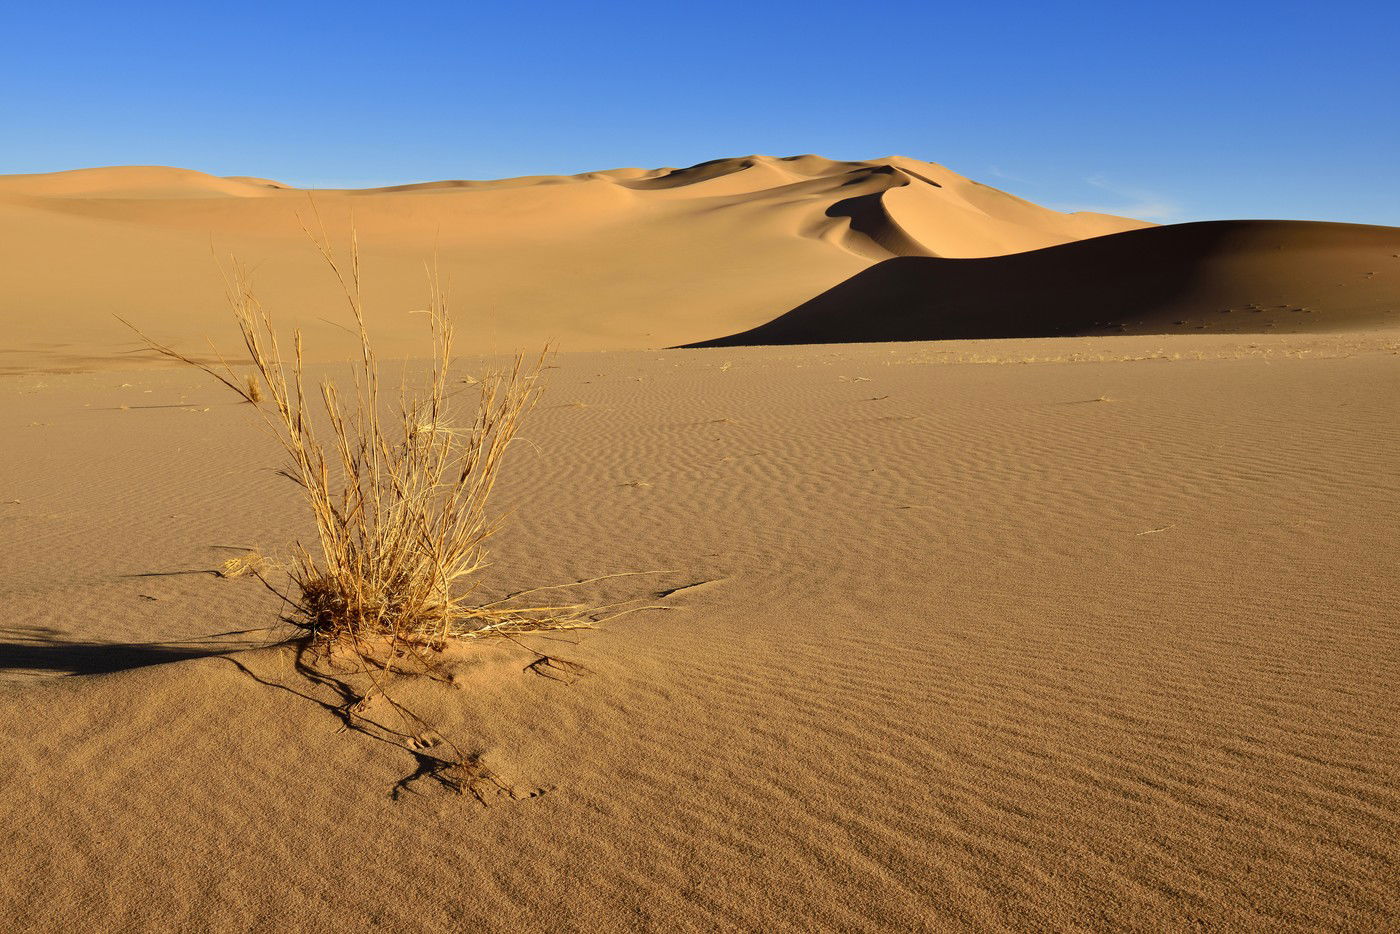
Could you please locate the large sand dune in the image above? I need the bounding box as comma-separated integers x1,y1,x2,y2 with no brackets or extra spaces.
0,156,1146,372
687,219,1400,346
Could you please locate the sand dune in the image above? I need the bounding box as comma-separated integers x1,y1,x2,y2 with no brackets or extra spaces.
0,156,1148,372
0,166,286,199
688,220,1400,346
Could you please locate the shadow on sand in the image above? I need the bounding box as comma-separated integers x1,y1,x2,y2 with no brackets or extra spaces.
0,625,278,676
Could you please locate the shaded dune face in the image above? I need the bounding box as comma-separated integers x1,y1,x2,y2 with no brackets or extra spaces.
684,220,1400,347
0,156,1148,370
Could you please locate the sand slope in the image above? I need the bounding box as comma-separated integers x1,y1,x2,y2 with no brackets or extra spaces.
687,220,1400,346
1,333,1398,930
0,157,1147,372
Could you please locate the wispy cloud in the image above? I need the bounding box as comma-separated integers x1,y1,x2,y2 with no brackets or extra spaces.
1055,175,1181,222
986,165,1032,184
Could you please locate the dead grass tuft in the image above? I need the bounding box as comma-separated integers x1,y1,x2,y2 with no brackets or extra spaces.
217,552,269,580
121,223,592,658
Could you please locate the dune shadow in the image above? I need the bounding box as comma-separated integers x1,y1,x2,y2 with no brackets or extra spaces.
680,219,1400,347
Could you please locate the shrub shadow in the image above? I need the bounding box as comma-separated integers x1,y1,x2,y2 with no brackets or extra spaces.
0,625,275,676
0,638,224,676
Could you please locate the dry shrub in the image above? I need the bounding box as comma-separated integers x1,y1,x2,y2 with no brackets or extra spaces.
124,227,592,658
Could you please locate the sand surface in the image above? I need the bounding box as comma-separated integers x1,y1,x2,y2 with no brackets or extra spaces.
2,332,1397,931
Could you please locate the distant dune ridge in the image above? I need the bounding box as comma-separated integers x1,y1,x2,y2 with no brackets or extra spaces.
0,155,1149,370
0,155,1395,372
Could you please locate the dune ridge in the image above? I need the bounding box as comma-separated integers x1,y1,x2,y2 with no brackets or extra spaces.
0,157,1147,259
0,155,1149,371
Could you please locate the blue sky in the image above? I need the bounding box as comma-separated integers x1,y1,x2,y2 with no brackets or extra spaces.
3,0,1397,225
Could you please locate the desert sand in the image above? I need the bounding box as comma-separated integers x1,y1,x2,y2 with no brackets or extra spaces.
1,157,1397,932
0,156,1146,373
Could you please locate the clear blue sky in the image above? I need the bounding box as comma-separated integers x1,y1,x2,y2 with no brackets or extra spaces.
3,0,1397,225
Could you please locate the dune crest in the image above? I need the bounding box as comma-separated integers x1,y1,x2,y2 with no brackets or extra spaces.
0,155,1150,371
0,166,285,200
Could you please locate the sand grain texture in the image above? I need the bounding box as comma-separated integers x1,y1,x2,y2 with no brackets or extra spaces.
1,334,1397,931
